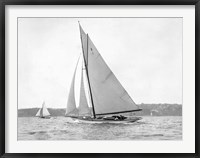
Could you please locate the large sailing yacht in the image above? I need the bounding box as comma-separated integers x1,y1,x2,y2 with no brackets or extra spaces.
65,23,142,123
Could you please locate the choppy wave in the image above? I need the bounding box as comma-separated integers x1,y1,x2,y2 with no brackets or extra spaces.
18,116,182,140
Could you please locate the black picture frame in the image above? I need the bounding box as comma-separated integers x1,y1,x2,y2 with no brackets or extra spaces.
0,0,199,158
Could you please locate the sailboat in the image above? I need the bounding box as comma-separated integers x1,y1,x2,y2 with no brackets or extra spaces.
65,23,142,123
36,102,51,119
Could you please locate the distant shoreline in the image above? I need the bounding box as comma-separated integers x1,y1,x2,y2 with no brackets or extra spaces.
18,103,182,117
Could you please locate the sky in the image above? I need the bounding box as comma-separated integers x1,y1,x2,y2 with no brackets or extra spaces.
18,18,182,109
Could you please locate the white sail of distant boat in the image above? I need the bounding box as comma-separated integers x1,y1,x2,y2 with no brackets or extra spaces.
65,22,142,123
36,102,51,118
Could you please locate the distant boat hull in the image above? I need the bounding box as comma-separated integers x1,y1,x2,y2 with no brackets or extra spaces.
68,116,142,124
39,116,51,119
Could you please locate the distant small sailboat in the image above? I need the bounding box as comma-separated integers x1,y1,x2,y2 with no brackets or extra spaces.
36,102,51,119
65,22,142,123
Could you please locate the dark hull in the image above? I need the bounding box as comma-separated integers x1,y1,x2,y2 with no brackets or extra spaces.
39,116,51,119
68,116,142,124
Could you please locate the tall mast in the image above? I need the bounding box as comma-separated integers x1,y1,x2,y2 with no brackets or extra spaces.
78,22,96,118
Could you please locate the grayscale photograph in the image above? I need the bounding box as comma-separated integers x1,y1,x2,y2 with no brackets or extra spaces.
18,18,182,140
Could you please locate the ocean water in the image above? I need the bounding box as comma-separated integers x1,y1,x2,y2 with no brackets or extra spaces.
18,116,182,140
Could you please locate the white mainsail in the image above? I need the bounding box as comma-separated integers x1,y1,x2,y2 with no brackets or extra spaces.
78,63,91,116
42,103,50,116
36,102,50,117
79,25,140,115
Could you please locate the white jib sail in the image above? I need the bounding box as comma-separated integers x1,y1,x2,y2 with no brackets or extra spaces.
65,57,80,116
78,62,91,116
36,109,41,117
79,25,140,115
